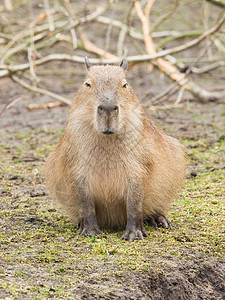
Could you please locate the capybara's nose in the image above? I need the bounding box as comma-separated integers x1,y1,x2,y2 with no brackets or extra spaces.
97,105,118,114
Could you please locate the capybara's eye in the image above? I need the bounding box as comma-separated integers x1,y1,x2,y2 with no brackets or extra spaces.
85,82,91,88
123,83,128,89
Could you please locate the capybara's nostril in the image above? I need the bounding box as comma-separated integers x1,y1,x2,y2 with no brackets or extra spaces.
98,105,118,113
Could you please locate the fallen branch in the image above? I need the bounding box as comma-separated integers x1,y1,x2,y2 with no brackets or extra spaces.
147,103,183,111
27,101,66,111
134,0,225,102
191,61,225,73
97,16,183,39
1,4,109,63
156,30,203,50
11,75,72,106
1,11,55,61
79,31,117,59
151,0,180,33
187,81,225,102
0,96,23,116
1,14,224,78
135,0,187,84
1,2,224,108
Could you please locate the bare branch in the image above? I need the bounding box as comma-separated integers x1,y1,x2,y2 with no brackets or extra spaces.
0,97,23,116
44,0,55,31
191,61,225,73
11,75,72,106
147,103,183,111
134,0,225,102
97,16,182,39
175,86,185,105
0,22,224,78
188,81,225,102
1,4,108,63
1,11,55,62
27,101,66,111
151,0,180,33
28,48,40,82
211,38,225,55
60,7,77,49
79,32,117,59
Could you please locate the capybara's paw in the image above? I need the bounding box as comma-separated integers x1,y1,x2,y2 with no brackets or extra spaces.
77,215,102,237
78,224,102,237
122,227,147,242
145,214,170,228
156,215,170,228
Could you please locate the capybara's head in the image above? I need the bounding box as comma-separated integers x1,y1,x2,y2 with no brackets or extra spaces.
76,57,140,135
84,57,129,135
69,58,143,137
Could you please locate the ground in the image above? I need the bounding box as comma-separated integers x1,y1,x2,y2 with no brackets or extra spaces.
0,64,224,299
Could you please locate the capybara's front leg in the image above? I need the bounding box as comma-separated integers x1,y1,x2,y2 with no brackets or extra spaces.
75,179,102,237
122,181,147,242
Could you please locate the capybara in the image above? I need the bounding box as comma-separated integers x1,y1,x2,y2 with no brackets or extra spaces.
45,57,186,241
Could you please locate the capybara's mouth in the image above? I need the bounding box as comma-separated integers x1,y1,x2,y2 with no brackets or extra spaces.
102,130,114,135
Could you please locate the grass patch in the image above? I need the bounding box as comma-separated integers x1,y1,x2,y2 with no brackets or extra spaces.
0,128,224,298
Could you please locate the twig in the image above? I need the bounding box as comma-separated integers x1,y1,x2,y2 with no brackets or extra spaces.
1,31,50,61
191,61,225,73
44,0,55,31
1,5,108,63
0,97,23,116
207,86,225,92
0,33,13,40
1,11,54,62
11,75,72,106
135,0,156,55
28,48,40,82
151,0,180,33
147,103,183,111
174,86,185,105
188,81,225,102
67,4,109,32
142,82,179,106
1,32,224,78
79,32,117,59
203,1,213,60
145,38,218,106
97,16,183,39
117,24,127,57
60,7,77,49
211,38,225,55
135,0,187,83
134,0,225,101
156,30,203,50
105,1,117,52
27,101,66,111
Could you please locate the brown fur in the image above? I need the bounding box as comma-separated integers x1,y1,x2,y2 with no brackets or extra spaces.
45,63,186,238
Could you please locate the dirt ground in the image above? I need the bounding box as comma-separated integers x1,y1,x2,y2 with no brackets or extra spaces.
0,62,225,299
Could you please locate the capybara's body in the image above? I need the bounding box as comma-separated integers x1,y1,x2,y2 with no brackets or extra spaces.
45,59,186,241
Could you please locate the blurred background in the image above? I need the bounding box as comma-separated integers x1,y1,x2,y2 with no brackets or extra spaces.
0,0,224,118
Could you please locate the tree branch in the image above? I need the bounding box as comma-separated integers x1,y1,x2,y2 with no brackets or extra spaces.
11,75,72,105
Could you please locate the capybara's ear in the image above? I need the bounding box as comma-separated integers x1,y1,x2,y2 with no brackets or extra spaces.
120,58,128,70
84,56,91,70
